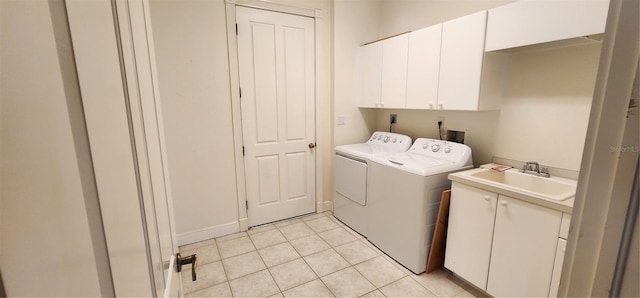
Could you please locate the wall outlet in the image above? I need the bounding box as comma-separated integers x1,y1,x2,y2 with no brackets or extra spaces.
337,115,345,125
390,114,397,124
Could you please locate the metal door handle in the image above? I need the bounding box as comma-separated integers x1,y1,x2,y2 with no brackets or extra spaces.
176,253,197,281
308,143,316,149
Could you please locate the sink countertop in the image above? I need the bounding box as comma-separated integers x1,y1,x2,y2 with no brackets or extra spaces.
448,165,576,214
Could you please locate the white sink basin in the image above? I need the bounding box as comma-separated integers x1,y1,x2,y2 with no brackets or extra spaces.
468,169,576,201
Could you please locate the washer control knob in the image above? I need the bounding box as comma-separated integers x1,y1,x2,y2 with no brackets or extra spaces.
422,143,428,149
392,137,397,143
383,136,390,143
431,144,441,152
444,147,451,154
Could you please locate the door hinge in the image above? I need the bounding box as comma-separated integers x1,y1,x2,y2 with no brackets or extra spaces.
236,23,238,35
239,87,242,98
246,200,248,210
242,146,245,156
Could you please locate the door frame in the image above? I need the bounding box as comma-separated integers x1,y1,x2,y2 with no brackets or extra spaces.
66,0,181,295
224,0,327,231
559,0,639,296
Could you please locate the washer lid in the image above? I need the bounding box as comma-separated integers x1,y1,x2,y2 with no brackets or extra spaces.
371,152,457,176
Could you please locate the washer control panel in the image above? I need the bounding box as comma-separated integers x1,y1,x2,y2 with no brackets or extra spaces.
368,131,412,152
409,138,472,164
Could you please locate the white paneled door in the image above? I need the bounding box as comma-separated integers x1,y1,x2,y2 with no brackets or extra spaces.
236,7,316,227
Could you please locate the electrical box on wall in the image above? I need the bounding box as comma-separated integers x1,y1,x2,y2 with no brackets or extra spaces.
447,129,466,144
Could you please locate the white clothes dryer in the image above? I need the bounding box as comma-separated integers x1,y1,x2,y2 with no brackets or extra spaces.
334,132,412,237
367,138,473,274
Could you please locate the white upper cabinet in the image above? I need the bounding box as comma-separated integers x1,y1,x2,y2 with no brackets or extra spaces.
357,34,408,108
357,42,382,108
438,10,489,110
485,0,609,51
380,34,409,108
358,10,504,111
406,24,442,109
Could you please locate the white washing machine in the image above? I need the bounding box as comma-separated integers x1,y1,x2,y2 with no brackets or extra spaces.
367,138,473,274
334,132,412,237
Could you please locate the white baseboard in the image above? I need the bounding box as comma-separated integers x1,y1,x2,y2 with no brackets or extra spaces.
317,200,333,213
177,221,240,246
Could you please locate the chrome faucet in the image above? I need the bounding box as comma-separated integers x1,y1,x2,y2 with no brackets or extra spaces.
522,162,550,178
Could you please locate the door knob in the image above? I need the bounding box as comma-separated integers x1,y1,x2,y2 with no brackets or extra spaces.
176,253,197,281
308,143,316,149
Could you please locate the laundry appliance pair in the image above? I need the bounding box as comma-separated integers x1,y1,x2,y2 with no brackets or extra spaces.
334,131,472,274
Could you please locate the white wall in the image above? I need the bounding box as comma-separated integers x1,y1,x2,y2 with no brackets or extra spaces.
150,0,334,241
377,0,514,39
333,0,382,146
0,0,104,295
375,109,500,166
494,43,602,171
150,0,240,243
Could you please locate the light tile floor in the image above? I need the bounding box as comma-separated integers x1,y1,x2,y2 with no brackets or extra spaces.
179,212,486,297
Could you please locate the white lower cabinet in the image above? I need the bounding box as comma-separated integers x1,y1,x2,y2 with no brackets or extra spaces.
549,238,567,298
446,182,566,297
487,196,562,297
444,182,497,290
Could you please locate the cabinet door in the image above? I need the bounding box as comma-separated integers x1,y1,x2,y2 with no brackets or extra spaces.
548,238,567,298
487,196,562,297
485,0,609,51
380,34,409,108
445,182,497,290
406,25,442,109
438,10,487,110
357,42,382,108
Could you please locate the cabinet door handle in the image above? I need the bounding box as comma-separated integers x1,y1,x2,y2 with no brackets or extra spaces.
438,103,444,109
500,200,508,206
484,195,491,201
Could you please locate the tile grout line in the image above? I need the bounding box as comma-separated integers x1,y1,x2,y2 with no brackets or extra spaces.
245,229,285,297
306,216,384,297
181,212,474,298
284,214,349,297
277,215,330,297
214,237,235,298
297,216,345,298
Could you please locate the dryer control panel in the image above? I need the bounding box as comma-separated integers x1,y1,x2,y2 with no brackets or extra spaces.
368,131,412,153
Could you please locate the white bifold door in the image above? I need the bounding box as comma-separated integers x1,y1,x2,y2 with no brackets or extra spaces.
236,7,316,227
